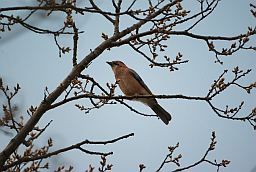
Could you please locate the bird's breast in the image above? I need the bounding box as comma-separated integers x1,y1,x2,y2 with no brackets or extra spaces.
116,72,149,96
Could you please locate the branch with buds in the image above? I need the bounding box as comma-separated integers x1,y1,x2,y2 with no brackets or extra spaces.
155,132,230,172
0,0,255,171
47,66,256,129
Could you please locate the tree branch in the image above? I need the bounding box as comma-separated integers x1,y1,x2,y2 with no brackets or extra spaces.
2,133,134,171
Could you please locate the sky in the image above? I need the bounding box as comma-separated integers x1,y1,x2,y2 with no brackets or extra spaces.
0,0,256,172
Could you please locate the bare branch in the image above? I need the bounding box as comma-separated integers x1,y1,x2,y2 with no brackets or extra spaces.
113,0,122,35
72,23,79,66
89,0,114,24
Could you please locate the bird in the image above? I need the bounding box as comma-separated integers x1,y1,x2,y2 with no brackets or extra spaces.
107,60,172,125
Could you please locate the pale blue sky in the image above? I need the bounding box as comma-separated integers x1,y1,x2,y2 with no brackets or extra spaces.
0,0,256,172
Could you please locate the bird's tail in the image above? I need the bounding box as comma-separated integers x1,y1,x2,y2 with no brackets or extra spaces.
150,103,172,125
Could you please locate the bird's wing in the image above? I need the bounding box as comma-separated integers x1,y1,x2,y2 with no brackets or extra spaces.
128,68,153,95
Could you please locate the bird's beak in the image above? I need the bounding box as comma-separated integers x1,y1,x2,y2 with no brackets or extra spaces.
106,61,113,66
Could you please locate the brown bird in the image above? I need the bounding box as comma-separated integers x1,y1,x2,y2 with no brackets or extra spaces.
107,61,172,125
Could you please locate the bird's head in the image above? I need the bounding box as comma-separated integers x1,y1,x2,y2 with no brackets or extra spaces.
106,61,127,71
